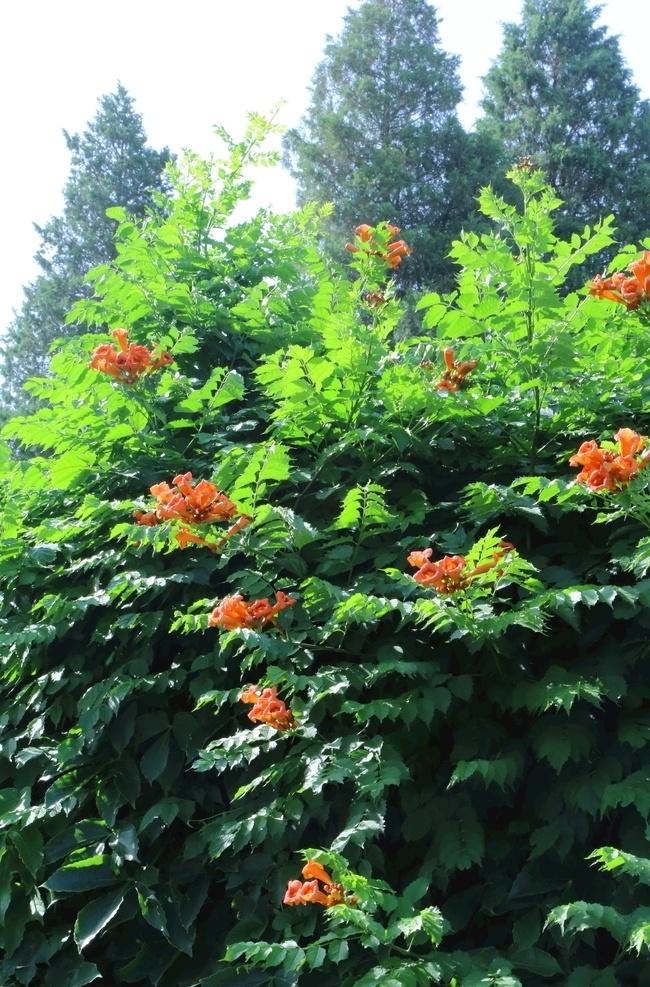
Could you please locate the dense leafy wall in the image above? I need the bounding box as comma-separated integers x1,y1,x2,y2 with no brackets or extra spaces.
1,122,650,986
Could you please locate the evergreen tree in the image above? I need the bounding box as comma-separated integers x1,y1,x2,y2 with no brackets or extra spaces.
283,0,502,291
1,83,172,416
477,0,650,249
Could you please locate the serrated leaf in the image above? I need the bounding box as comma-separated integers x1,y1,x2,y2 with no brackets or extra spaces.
509,945,562,977
141,731,170,783
8,826,43,878
44,855,119,892
327,939,349,963
74,886,128,949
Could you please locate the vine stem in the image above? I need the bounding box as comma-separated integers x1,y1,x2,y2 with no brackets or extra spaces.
521,183,542,472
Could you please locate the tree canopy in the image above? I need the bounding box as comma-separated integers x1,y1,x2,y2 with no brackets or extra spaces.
1,83,171,416
283,0,502,291
477,0,650,249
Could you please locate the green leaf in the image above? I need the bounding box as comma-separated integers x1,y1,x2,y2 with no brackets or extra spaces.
44,820,110,865
512,910,540,950
546,901,627,942
565,968,619,987
43,956,101,987
114,756,141,807
225,442,292,512
141,731,171,783
137,889,169,937
509,946,562,977
448,757,519,790
74,886,128,949
140,797,182,832
43,855,119,892
8,825,43,878
48,450,97,490
402,875,431,906
105,206,128,221
0,850,16,923
327,939,349,963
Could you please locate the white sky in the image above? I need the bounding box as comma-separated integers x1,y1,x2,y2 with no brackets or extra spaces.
1,0,648,331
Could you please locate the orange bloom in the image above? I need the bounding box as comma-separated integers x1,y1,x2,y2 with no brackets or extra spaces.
346,223,412,269
320,883,351,906
628,252,650,292
302,860,333,884
209,594,251,630
208,592,296,631
569,429,649,491
436,347,478,392
284,862,357,908
406,548,434,569
214,513,253,550
90,329,173,383
384,240,413,269
139,475,249,551
283,880,329,906
615,427,646,458
175,527,214,550
354,224,374,241
408,543,514,594
150,473,238,524
515,155,536,171
588,251,650,310
133,510,158,527
239,684,297,731
247,591,297,623
410,553,468,594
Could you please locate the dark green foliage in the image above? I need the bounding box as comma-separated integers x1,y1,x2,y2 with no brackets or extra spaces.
2,119,650,986
477,0,650,252
283,0,502,292
1,83,172,416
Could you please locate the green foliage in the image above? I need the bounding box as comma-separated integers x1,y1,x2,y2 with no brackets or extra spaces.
2,127,650,986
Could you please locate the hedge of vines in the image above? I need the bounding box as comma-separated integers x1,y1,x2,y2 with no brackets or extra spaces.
1,117,650,986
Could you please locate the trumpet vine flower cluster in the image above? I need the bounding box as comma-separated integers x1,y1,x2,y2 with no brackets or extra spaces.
364,292,388,306
208,591,296,631
436,347,479,392
569,428,649,492
588,251,650,311
150,473,238,523
345,223,412,269
240,684,297,732
90,328,173,383
407,542,514,595
283,860,358,907
133,473,251,551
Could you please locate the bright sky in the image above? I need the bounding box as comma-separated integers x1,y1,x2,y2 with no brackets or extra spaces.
1,0,648,332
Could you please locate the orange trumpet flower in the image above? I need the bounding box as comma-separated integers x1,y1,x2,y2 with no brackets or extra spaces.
569,428,649,491
90,328,173,384
208,591,296,631
346,223,412,269
588,251,650,311
239,684,297,731
407,542,514,594
436,347,478,391
284,859,358,907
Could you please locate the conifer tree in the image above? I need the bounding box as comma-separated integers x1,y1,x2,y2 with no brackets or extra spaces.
478,0,650,248
1,84,172,416
283,0,502,291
